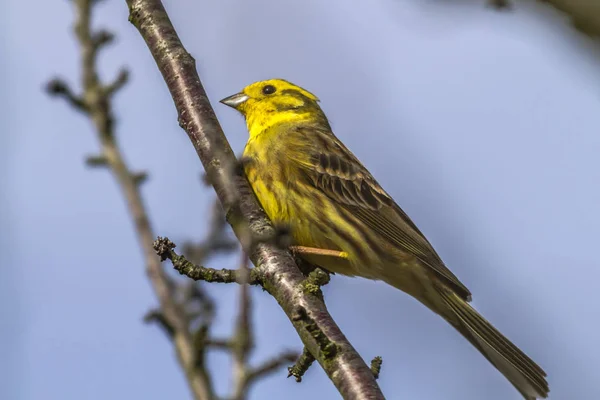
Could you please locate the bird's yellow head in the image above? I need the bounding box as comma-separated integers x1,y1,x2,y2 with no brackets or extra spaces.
220,79,326,139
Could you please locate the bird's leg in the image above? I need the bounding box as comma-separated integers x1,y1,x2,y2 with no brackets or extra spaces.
290,245,349,259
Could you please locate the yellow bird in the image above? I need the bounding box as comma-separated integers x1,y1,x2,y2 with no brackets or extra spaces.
220,79,549,399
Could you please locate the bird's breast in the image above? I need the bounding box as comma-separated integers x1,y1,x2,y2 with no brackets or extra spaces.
243,143,292,224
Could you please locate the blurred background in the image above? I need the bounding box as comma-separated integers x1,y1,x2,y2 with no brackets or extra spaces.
2,0,599,399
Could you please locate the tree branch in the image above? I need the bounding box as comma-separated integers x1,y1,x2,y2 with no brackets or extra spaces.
125,0,385,398
153,237,261,285
47,1,216,399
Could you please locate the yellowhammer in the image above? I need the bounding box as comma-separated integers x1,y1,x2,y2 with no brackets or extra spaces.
220,79,549,399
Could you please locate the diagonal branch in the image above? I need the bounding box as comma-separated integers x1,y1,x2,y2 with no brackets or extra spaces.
124,0,385,399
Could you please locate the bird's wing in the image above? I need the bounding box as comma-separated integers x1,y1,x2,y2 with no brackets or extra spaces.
290,125,472,300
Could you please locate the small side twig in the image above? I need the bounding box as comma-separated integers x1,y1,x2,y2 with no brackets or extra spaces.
143,309,175,338
245,351,299,385
46,79,87,111
84,154,109,167
287,347,316,383
132,171,149,185
370,356,383,380
91,29,114,51
104,68,130,97
300,267,330,301
153,237,261,285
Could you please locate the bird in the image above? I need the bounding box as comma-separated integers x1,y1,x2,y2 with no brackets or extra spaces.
220,78,549,399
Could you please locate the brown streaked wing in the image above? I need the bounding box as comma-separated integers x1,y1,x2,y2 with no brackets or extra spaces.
291,125,472,300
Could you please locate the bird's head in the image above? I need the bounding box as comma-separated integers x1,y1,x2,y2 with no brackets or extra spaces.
220,79,323,137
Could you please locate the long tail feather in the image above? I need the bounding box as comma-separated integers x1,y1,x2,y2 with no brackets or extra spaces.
437,287,549,399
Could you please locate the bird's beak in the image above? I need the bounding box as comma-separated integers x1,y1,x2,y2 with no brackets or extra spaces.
219,92,249,109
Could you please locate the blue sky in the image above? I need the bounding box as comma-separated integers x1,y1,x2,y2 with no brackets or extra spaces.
2,1,599,399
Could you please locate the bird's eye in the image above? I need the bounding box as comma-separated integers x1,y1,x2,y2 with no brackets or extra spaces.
262,85,276,95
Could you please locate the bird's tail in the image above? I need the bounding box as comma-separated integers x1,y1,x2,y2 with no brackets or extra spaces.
435,286,549,399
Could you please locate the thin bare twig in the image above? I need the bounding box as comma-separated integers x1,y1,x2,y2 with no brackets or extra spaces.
47,1,215,398
125,1,384,398
245,351,299,386
143,309,175,337
153,237,261,285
